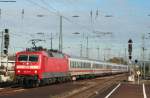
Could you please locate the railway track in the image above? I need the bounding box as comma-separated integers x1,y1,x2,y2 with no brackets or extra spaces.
0,74,127,97
0,82,15,88
0,86,25,96
53,74,127,98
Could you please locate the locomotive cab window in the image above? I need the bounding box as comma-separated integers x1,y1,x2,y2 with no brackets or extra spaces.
18,55,39,62
29,55,39,62
18,55,28,61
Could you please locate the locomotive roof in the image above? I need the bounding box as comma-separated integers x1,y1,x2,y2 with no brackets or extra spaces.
17,48,63,53
16,50,46,54
16,49,69,57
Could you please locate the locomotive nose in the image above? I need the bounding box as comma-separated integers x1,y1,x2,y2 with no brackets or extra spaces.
15,54,40,75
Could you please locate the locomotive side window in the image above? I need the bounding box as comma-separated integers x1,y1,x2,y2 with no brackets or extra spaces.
29,55,39,62
48,52,53,57
18,55,28,61
52,52,64,58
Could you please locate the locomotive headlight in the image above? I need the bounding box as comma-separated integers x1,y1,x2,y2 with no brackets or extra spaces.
34,70,37,74
17,70,20,73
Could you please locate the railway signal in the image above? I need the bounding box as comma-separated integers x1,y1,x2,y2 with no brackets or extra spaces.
3,29,9,55
128,38,134,81
128,38,133,60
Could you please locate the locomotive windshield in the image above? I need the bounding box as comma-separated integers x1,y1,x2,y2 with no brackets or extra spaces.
18,55,28,61
18,55,39,62
29,55,38,62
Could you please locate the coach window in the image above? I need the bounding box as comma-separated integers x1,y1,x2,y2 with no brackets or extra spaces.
117,66,119,69
95,63,98,68
107,65,110,69
81,62,84,68
83,62,85,68
73,61,76,68
96,64,99,68
70,61,72,67
76,62,78,68
70,61,73,68
73,61,75,68
106,64,109,68
99,64,103,68
109,65,112,69
71,61,74,68
84,63,86,68
94,63,96,68
80,62,82,68
78,62,81,68
93,63,95,68
88,63,91,68
86,63,88,68
77,62,80,68
103,64,106,69
119,66,121,69
72,61,75,68
82,62,85,68
18,55,28,61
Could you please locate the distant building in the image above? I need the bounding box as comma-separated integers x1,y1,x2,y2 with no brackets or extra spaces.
0,57,15,82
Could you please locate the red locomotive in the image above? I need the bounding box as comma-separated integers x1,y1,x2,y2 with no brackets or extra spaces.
15,48,128,87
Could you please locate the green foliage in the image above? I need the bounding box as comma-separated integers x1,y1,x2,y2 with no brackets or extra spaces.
107,57,127,64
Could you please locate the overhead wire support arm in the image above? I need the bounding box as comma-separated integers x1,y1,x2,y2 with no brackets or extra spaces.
0,1,16,2
26,0,79,25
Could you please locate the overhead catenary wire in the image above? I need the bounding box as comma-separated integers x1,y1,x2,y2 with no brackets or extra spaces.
40,0,58,12
25,0,57,15
26,0,73,23
25,0,94,31
24,0,108,53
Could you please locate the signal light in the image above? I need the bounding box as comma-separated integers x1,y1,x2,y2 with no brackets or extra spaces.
3,49,8,55
129,55,132,60
135,59,138,63
5,28,9,33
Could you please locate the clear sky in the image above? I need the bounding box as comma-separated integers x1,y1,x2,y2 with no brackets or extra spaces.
0,0,150,61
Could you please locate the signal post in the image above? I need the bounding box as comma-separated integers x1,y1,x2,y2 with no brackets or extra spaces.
128,38,135,81
0,29,9,76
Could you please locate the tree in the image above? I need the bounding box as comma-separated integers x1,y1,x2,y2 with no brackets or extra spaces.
107,57,127,64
